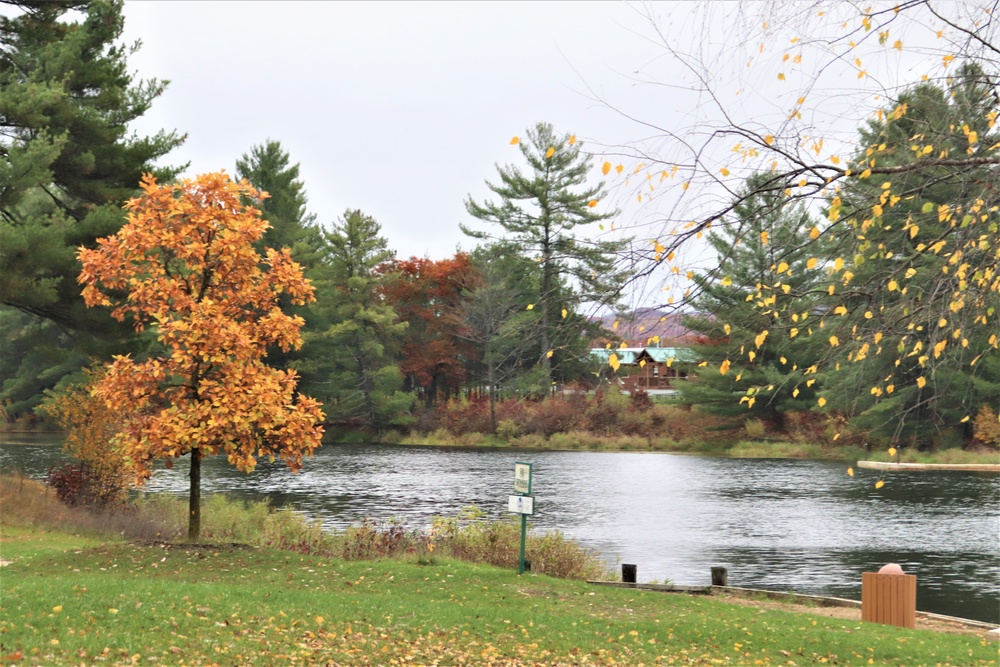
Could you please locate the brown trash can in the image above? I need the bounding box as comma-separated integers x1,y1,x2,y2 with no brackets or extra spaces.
861,571,917,628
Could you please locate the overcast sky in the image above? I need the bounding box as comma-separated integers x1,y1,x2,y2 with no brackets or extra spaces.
119,1,971,308
122,2,676,261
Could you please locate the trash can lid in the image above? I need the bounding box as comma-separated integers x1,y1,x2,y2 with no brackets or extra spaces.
878,563,905,575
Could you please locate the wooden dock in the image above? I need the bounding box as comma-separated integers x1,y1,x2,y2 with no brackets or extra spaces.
856,461,1000,472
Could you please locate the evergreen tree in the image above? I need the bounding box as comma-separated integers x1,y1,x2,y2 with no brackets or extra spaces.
234,140,321,266
682,173,828,422
0,0,183,416
463,122,625,390
303,210,410,432
819,63,1000,446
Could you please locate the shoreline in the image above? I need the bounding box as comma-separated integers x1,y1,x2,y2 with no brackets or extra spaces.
389,434,999,466
857,460,1000,473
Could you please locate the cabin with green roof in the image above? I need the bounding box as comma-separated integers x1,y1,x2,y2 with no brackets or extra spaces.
589,346,698,394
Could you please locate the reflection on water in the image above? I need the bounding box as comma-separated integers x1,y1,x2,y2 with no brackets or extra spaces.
2,437,997,623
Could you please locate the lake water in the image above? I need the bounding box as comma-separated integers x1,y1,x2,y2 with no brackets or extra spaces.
2,435,998,624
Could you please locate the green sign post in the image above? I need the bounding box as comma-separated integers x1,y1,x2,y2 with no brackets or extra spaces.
510,462,534,574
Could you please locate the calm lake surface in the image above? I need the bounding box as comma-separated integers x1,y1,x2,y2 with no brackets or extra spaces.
2,434,998,624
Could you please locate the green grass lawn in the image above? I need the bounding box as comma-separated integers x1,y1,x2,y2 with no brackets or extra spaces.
1,528,994,666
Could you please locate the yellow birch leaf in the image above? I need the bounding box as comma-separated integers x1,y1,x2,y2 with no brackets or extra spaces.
807,257,818,269
761,230,769,245
916,376,927,388
724,323,731,335
817,397,827,407
510,136,520,145
602,161,611,175
829,335,840,346
609,353,620,372
765,135,774,145
888,447,897,457
588,200,598,208
719,359,731,375
847,467,854,476
526,304,534,310
721,167,730,177
875,480,885,489
569,134,577,145
545,147,555,158
747,397,756,408
616,164,624,174
721,276,733,286
776,261,789,273
561,308,568,319
546,350,554,358
748,351,756,362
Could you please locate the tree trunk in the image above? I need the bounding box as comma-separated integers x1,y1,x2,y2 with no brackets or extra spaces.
356,354,378,432
488,363,498,433
540,221,553,390
188,447,201,542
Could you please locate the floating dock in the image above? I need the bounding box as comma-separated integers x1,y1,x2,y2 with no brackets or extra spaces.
856,461,1000,472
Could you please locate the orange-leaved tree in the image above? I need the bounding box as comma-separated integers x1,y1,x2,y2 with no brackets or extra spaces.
78,172,325,541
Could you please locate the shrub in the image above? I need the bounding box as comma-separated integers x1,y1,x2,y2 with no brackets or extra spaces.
521,397,583,436
629,390,653,412
744,418,766,440
433,506,609,580
972,405,1000,448
495,419,521,440
39,369,135,509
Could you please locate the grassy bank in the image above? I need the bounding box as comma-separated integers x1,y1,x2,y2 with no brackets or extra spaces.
396,430,1000,466
3,528,995,665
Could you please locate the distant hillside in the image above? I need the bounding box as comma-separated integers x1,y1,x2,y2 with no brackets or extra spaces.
593,309,704,347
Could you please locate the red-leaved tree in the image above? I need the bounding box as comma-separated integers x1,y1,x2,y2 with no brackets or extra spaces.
78,172,325,540
378,254,481,406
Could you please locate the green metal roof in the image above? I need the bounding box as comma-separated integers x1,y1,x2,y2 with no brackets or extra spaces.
590,346,697,365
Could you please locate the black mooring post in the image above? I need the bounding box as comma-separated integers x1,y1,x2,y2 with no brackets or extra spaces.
622,563,637,583
711,566,728,587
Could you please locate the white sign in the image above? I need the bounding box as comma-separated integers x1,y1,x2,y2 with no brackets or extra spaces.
508,494,534,515
514,462,532,494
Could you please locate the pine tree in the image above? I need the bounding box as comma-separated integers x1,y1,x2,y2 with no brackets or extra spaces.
682,173,828,422
234,140,321,266
463,122,625,390
819,63,1000,446
0,0,183,416
304,210,410,432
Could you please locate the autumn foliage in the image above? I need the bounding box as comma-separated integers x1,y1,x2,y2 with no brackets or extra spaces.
39,367,135,509
378,254,481,404
78,172,324,539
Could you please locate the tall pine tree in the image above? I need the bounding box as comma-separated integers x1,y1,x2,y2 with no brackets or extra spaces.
0,0,183,416
682,173,828,424
235,140,321,266
463,122,625,390
302,210,410,433
818,63,1000,447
